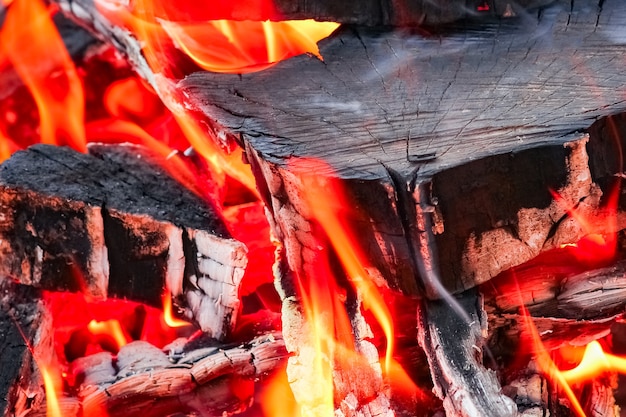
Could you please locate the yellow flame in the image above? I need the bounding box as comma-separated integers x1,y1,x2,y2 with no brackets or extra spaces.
520,306,586,417
41,366,63,417
162,289,191,328
561,340,626,384
88,319,128,349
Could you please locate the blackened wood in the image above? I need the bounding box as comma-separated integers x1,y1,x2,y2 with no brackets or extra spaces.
485,260,626,320
417,289,517,416
0,282,50,417
0,144,246,339
55,0,626,297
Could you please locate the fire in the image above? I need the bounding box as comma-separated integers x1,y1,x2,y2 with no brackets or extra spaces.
87,319,129,350
160,19,340,73
560,340,626,384
296,158,395,372
97,0,339,74
265,158,404,415
41,365,63,417
0,0,86,151
162,289,191,328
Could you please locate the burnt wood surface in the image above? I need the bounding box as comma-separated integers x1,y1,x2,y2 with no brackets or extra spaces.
0,144,247,339
54,0,626,293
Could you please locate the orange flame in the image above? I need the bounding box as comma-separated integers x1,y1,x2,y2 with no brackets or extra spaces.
274,159,402,416
296,159,395,372
160,19,339,73
261,369,300,417
98,0,338,74
520,305,586,417
87,319,129,350
0,0,86,150
41,365,63,417
560,340,626,384
162,289,191,328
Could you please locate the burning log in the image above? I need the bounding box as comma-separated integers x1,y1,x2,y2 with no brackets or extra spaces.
0,143,246,339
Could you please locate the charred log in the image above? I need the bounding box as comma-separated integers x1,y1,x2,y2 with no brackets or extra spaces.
0,281,55,417
0,144,246,340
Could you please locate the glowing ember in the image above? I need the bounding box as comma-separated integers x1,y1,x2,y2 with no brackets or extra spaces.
550,178,620,266
520,305,586,417
0,0,86,150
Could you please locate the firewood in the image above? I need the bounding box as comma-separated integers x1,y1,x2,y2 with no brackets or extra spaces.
0,143,246,340
0,281,54,417
54,0,626,294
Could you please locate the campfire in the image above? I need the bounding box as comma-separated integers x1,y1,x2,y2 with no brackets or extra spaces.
3,0,626,416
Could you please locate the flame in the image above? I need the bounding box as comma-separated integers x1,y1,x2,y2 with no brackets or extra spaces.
0,0,86,150
103,77,160,120
160,19,339,73
162,289,191,328
559,340,626,384
296,159,395,372
261,369,301,417
41,366,63,417
519,305,586,417
98,0,338,74
87,319,129,350
275,159,403,416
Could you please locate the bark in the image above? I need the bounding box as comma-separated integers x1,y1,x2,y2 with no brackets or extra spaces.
0,144,246,340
